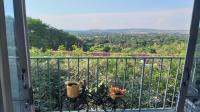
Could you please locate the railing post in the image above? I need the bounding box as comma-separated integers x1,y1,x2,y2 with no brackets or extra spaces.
123,58,127,89
57,59,62,111
77,58,80,81
106,58,109,86
47,59,52,111
131,58,136,110
163,58,172,109
87,58,90,88
148,58,154,108
139,58,146,111
171,58,182,108
155,58,163,108
115,58,118,86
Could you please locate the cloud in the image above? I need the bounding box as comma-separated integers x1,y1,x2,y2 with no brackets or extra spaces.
29,8,192,30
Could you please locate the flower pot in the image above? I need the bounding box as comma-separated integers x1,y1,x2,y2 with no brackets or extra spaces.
110,94,124,100
65,81,79,98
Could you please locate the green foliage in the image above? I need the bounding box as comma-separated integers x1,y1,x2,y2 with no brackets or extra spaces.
31,57,184,111
28,18,189,111
27,18,188,56
30,47,51,56
27,17,80,51
72,45,83,56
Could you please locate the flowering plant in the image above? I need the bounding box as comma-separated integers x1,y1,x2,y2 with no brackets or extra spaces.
109,86,126,96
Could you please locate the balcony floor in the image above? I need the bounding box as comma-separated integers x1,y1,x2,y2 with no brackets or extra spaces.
59,108,175,112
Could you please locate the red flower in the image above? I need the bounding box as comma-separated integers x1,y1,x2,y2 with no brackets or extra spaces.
110,86,126,95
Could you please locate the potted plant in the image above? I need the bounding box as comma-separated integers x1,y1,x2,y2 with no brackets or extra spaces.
65,81,79,98
109,86,126,100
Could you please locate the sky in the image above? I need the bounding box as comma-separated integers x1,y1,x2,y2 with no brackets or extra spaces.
25,0,194,30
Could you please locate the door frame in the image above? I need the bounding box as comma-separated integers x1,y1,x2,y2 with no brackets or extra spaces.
176,0,200,111
14,0,32,102
0,0,32,111
0,0,14,111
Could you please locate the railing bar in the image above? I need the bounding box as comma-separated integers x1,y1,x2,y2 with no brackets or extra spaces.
57,59,62,111
66,59,69,111
87,58,90,88
163,58,172,109
155,58,163,108
115,59,118,86
106,58,108,86
171,58,181,108
96,59,100,111
123,58,127,89
131,58,136,110
36,59,41,110
178,59,185,95
191,59,196,83
148,58,154,108
77,58,80,81
47,59,52,111
139,58,146,111
67,58,70,80
87,58,90,111
96,59,99,88
30,56,185,59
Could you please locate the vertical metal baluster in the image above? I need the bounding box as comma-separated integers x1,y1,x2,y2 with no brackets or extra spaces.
177,58,185,110
179,59,185,90
47,59,52,111
77,58,80,81
191,58,197,83
139,58,146,111
123,58,127,89
69,57,71,112
67,58,70,80
163,58,172,109
87,58,90,88
155,58,163,108
57,59,61,111
96,59,99,111
66,58,69,111
36,59,40,110
115,59,118,86
96,59,99,88
87,58,90,111
77,60,80,112
148,58,154,108
106,58,108,86
171,58,181,108
131,58,136,110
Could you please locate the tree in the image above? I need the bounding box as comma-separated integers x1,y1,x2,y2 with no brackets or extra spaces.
27,17,80,51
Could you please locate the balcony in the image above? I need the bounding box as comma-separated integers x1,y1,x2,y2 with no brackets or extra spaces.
30,56,185,112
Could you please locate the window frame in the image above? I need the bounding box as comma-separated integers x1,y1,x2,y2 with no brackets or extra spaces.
0,0,14,111
176,0,200,111
0,0,32,111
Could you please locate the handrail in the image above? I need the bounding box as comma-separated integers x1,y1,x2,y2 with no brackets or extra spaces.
30,56,185,59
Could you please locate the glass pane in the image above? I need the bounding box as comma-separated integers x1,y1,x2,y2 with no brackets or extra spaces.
4,0,22,111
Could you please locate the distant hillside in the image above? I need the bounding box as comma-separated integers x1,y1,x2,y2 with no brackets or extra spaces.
68,28,189,35
27,18,80,50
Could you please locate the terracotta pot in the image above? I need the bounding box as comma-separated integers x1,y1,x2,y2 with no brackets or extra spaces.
110,94,124,100
65,81,79,98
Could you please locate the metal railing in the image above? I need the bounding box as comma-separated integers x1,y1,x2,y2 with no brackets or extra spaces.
30,56,185,111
